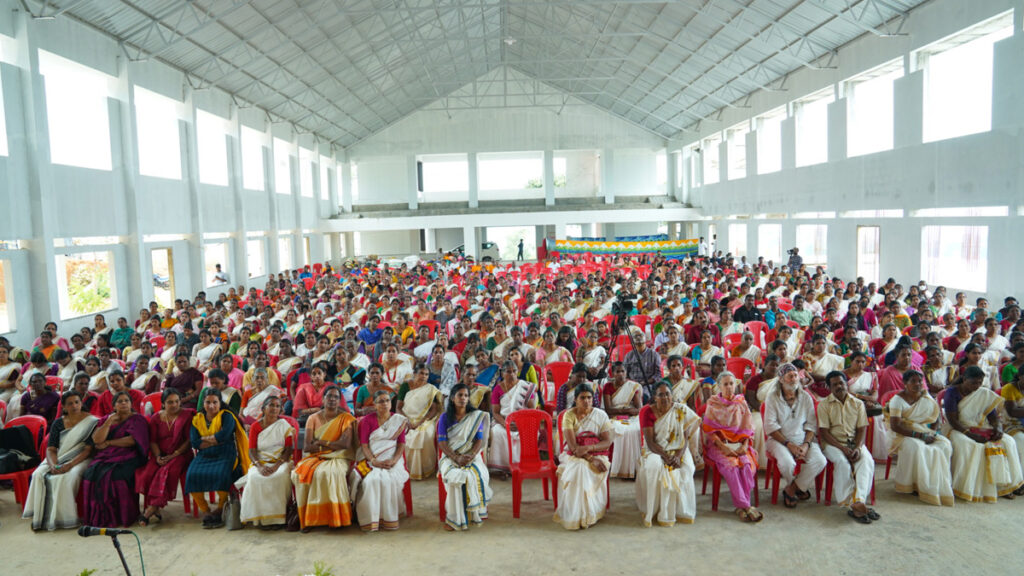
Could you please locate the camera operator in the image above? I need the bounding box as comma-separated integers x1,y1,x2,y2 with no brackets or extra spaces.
623,328,663,403
787,247,803,270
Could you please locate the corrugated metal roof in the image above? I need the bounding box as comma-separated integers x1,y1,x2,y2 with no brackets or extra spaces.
24,0,927,147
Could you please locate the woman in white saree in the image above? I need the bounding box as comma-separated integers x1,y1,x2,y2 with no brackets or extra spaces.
554,383,613,530
635,381,697,527
351,390,409,532
942,366,1024,502
885,370,954,506
602,363,642,479
22,390,97,531
845,352,890,461
191,330,222,372
238,396,295,528
241,368,282,425
437,384,492,531
803,334,845,386
396,364,443,479
487,361,538,473
660,355,703,470
0,345,25,407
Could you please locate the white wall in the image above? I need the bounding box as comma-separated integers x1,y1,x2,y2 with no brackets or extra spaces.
0,1,336,341
689,0,1024,302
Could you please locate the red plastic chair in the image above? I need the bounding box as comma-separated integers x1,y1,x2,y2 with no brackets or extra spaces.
45,376,64,393
506,409,558,518
761,403,823,505
725,357,755,384
743,321,769,349
557,411,611,510
723,333,744,349
417,320,439,339
697,402,759,511
610,346,630,363
545,362,573,391
680,357,698,380
142,392,162,416
0,399,6,423
437,465,447,523
878,390,901,479
822,408,877,507
631,315,652,337
0,415,48,510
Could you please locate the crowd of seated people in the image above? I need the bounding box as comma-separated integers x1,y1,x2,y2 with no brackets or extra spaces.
2,249,1023,534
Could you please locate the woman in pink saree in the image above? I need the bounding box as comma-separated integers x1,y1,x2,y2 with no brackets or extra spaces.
702,371,763,522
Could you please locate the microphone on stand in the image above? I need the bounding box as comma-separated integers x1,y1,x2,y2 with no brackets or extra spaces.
78,525,134,537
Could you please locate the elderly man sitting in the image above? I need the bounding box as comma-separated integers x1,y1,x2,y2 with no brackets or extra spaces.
764,363,826,508
818,370,879,524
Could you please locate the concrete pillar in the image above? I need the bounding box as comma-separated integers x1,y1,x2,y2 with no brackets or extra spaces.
264,129,279,276
828,97,848,162
407,155,418,210
665,149,678,198
680,148,692,204
340,157,353,212
717,138,728,184
992,33,1024,133
534,226,546,253
182,87,206,295
893,71,923,148
601,148,614,204
113,57,146,313
15,11,58,330
603,223,616,241
544,149,555,206
780,114,796,171
424,228,437,253
343,232,355,259
227,105,249,286
555,222,567,240
745,130,757,179
463,226,478,260
467,152,479,208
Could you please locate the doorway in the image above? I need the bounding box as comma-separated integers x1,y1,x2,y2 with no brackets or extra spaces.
150,248,175,308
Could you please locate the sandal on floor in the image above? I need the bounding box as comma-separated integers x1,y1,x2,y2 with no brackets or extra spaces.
1014,486,1024,496
866,508,880,521
795,489,811,501
735,508,754,522
748,507,764,522
847,510,871,524
137,514,150,527
783,490,798,508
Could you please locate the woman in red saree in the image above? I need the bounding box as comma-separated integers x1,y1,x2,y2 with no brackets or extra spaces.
135,388,194,526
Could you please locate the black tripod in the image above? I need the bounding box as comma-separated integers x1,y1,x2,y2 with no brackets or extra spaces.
599,307,655,400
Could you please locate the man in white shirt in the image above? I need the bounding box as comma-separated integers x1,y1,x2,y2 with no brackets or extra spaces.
213,263,230,286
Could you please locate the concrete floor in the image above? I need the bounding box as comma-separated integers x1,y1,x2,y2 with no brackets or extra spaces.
2,470,1021,576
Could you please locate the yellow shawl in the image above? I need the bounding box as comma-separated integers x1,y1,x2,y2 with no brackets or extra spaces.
192,409,252,474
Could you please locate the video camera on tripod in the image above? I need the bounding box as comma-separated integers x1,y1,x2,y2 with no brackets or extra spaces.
610,295,635,327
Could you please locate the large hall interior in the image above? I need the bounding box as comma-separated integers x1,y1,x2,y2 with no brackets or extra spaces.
1,0,1024,575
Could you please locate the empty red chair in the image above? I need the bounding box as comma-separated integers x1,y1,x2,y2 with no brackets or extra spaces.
0,415,48,510
302,278,314,291
506,409,558,518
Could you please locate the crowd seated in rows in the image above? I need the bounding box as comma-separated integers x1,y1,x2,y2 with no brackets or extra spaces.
3,250,1023,534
